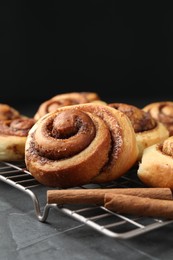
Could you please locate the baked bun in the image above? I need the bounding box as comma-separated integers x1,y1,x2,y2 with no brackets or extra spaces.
143,101,173,136
25,103,138,188
0,103,21,120
0,117,35,161
137,136,173,189
108,103,169,160
34,92,101,121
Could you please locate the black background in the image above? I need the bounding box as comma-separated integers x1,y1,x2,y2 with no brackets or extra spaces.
1,1,173,114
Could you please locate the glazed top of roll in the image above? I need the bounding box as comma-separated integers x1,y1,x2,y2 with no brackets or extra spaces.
0,118,36,137
34,92,101,121
108,103,157,132
143,101,173,136
108,102,170,161
25,103,138,188
0,103,21,120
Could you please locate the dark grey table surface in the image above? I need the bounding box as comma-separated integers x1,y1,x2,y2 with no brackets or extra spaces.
1,178,173,260
1,102,173,260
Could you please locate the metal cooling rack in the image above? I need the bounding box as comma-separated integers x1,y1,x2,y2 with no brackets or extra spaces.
0,161,173,239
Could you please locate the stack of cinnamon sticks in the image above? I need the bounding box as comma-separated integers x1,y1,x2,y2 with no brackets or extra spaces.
47,187,173,219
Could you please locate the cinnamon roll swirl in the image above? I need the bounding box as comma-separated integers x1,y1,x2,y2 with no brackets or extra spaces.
34,92,101,121
0,117,36,161
25,103,138,188
143,101,173,136
108,103,169,160
0,103,21,120
137,136,173,189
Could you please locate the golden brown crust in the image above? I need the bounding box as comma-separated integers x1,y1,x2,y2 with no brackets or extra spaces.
0,118,36,161
34,92,101,121
108,103,169,160
0,103,21,120
137,136,173,189
143,101,173,136
25,103,138,188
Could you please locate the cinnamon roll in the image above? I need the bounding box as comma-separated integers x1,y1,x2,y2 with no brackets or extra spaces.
0,117,36,161
0,103,21,120
143,101,173,136
108,103,169,160
137,136,173,189
34,92,101,121
25,103,138,188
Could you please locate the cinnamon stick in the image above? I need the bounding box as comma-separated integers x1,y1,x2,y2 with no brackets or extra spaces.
47,188,172,205
104,193,173,219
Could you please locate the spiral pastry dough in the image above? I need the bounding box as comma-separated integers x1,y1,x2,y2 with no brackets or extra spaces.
0,103,21,120
108,103,169,160
34,92,101,121
143,101,173,136
25,103,138,188
137,136,173,189
0,118,36,161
